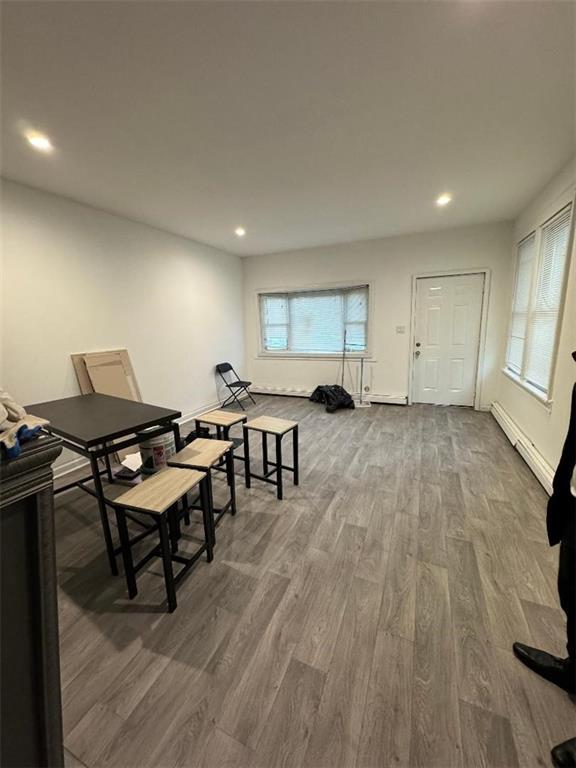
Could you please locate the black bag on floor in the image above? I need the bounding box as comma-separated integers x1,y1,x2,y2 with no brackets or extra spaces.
310,385,355,413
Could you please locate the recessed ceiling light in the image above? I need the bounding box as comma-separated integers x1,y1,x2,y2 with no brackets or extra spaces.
25,130,53,153
235,227,246,237
436,193,452,207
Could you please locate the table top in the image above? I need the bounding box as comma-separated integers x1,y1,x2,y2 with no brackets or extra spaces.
196,409,247,427
26,393,181,449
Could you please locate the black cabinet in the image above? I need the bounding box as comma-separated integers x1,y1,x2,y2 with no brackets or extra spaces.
1,435,64,768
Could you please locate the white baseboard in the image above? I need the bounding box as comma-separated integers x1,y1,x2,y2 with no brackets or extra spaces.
53,397,223,480
251,385,312,399
491,401,554,495
251,385,407,405
54,455,91,479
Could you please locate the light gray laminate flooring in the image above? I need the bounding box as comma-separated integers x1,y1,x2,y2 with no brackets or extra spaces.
55,396,575,768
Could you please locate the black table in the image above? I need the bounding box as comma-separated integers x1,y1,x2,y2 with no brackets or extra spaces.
26,393,182,576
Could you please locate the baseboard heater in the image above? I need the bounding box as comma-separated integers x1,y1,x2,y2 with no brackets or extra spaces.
491,401,554,495
250,386,407,405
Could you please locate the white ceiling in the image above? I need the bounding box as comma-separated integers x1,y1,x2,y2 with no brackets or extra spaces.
2,1,575,256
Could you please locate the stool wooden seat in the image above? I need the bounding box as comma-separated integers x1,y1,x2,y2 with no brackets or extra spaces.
194,409,248,469
114,467,204,513
195,409,247,429
168,439,236,535
244,416,298,435
243,417,299,500
169,438,233,468
112,467,213,612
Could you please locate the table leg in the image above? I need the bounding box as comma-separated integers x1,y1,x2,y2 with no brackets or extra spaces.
103,443,114,483
172,422,182,451
90,452,118,576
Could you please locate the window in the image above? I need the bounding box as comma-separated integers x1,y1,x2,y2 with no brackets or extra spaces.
505,234,535,375
505,204,572,399
259,285,369,355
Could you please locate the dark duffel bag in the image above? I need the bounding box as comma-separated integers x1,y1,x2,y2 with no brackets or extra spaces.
310,384,355,413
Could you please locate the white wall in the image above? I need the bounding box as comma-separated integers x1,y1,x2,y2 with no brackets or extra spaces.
243,221,513,409
0,180,244,468
494,159,576,474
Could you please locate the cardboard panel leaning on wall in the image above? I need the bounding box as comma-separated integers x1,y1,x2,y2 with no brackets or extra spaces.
72,349,142,401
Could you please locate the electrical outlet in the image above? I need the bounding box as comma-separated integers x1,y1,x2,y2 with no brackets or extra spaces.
396,325,406,334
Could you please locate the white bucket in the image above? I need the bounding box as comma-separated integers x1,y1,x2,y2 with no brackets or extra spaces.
138,429,176,475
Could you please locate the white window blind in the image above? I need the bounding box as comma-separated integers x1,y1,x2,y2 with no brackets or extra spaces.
504,203,572,399
505,234,535,374
524,206,572,393
260,285,369,354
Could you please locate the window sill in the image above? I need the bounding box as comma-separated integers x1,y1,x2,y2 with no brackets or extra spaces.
257,352,375,361
502,368,552,411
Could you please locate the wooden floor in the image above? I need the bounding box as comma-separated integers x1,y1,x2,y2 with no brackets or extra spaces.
56,396,575,768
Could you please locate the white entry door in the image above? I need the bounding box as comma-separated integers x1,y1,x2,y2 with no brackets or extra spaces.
413,273,484,406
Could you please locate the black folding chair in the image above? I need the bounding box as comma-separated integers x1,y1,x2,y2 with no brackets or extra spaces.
216,363,256,410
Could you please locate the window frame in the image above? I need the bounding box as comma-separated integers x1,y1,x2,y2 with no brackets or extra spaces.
503,203,573,406
257,282,372,359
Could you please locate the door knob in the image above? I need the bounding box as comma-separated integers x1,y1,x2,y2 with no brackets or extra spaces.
415,350,421,358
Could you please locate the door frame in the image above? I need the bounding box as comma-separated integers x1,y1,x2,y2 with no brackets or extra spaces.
408,268,491,410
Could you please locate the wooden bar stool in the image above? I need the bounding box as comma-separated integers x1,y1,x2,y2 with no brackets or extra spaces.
168,438,236,541
243,416,299,500
111,467,213,612
193,409,248,470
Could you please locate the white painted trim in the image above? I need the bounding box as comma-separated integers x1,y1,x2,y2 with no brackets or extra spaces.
53,455,91,479
491,401,554,495
501,367,553,410
53,397,223,480
251,385,407,405
408,268,491,411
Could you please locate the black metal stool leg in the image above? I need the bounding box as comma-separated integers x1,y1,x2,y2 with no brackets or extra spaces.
243,426,251,488
115,507,137,599
206,472,216,546
168,503,179,554
226,448,237,515
262,432,268,475
200,477,215,562
276,434,283,500
293,426,299,486
158,514,177,612
181,481,190,525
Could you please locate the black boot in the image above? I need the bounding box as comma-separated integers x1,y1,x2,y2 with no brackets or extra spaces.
552,737,576,767
512,642,576,694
